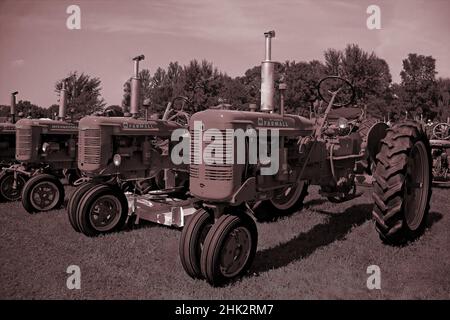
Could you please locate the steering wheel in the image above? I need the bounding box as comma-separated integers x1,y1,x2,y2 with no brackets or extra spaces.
164,96,191,127
432,123,450,140
317,76,355,108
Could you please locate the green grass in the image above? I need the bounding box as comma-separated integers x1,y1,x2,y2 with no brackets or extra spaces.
0,186,449,299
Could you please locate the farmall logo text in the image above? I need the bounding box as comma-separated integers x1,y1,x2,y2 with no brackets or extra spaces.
170,120,280,175
50,124,76,130
123,122,154,129
257,117,289,127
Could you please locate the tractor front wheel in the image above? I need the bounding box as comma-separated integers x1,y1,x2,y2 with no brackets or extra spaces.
0,171,27,202
67,182,98,232
179,209,214,279
200,213,257,286
372,121,432,244
76,184,128,237
21,174,64,213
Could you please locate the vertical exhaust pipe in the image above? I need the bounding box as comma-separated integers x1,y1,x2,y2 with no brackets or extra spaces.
130,54,145,118
260,30,275,113
10,91,18,123
58,79,68,121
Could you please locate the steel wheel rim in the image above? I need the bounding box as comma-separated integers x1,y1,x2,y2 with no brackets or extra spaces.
30,180,60,210
271,182,303,210
219,226,252,277
404,141,430,230
1,174,25,201
89,195,122,231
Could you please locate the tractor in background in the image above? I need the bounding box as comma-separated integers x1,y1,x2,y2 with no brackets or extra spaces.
68,55,191,237
0,92,28,202
179,31,432,286
11,80,80,212
429,121,450,187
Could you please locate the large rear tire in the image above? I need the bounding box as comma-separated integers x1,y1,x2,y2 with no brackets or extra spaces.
372,121,432,244
200,213,257,286
21,174,65,213
252,181,308,222
76,184,128,237
179,209,214,279
67,182,97,232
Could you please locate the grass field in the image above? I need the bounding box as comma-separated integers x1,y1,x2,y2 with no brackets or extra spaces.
0,185,449,299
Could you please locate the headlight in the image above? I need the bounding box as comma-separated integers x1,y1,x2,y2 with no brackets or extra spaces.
42,142,50,153
113,154,122,167
337,117,349,129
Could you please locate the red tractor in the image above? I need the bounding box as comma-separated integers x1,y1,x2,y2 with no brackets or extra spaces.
179,31,432,285
11,80,80,213
68,55,190,237
0,92,27,201
429,121,450,187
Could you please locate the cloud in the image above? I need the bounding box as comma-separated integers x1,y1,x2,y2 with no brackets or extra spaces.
11,59,25,67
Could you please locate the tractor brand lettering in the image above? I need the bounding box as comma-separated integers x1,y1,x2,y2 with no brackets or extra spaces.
123,122,154,130
171,120,280,175
50,125,76,130
257,117,289,127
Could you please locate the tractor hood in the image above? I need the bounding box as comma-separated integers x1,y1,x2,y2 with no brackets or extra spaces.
15,118,77,134
78,116,183,136
190,109,315,137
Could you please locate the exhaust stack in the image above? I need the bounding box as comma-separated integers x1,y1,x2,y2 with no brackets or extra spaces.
58,80,68,120
130,54,145,118
10,91,18,123
260,30,275,112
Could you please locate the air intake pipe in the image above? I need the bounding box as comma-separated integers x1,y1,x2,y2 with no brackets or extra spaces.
58,80,68,120
10,91,18,123
260,30,275,112
130,54,145,118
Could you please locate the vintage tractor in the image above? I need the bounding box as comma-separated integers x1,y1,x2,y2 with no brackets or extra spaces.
179,31,432,285
11,80,80,212
429,121,450,187
0,92,28,201
68,55,190,237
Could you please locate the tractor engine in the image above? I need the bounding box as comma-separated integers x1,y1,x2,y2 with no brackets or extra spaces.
15,118,78,169
0,122,16,165
0,91,19,166
15,80,78,171
189,110,315,203
78,115,184,179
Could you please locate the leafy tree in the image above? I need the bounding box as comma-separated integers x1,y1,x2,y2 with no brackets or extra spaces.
0,100,49,119
398,53,438,119
324,44,392,119
55,72,105,119
436,77,450,121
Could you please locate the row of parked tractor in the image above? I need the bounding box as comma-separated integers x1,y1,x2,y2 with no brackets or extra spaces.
0,31,440,286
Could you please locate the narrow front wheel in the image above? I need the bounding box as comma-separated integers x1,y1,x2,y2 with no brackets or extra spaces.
200,213,257,286
179,209,214,279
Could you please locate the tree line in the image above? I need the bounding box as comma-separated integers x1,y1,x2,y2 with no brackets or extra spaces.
1,45,449,123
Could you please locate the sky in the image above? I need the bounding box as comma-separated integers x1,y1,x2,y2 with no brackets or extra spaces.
0,0,449,107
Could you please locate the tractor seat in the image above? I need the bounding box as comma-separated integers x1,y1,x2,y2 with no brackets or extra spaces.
328,107,362,122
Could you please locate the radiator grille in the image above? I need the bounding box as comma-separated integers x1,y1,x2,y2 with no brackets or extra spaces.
16,129,32,157
189,129,233,181
80,129,101,164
